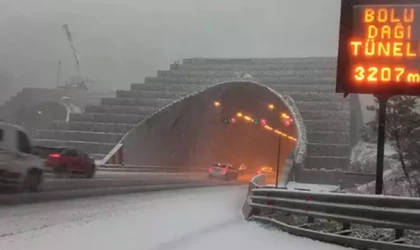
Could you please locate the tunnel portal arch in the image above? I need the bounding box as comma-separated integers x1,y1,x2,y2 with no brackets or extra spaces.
121,80,307,175
12,100,70,136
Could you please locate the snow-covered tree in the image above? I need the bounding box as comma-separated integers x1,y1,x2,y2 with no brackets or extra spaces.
362,96,420,195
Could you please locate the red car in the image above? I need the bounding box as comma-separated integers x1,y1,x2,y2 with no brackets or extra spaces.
37,146,96,178
208,163,238,181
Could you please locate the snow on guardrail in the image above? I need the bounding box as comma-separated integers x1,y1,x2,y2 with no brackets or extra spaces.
242,178,420,250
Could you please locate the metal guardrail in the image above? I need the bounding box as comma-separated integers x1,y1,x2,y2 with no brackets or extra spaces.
242,176,420,250
241,174,267,219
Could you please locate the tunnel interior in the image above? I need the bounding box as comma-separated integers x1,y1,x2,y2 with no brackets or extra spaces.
15,101,67,136
190,84,298,171
124,81,299,175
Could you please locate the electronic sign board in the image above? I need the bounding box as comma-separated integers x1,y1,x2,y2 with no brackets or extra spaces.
336,0,420,96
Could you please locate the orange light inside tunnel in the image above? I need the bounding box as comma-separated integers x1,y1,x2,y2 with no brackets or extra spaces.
264,125,273,131
281,113,290,119
213,101,220,107
268,104,275,110
234,111,297,141
270,128,296,141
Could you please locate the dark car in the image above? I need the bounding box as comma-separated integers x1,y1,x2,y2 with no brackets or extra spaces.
208,163,238,181
36,146,96,178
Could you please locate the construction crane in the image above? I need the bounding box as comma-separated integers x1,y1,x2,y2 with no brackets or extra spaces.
61,24,94,90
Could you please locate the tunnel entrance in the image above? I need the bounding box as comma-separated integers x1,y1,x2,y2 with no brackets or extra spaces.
189,83,298,172
123,81,302,179
15,101,67,136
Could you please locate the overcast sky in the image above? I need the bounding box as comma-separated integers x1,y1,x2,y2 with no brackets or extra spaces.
0,0,340,101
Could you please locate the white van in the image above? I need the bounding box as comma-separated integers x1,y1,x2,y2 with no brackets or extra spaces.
0,121,45,192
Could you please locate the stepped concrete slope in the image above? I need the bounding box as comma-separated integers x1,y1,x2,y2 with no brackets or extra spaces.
32,58,352,184
0,87,113,137
0,88,105,117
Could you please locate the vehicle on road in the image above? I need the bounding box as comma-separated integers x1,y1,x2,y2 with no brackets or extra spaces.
0,122,45,192
35,146,96,178
238,164,247,174
257,166,276,176
208,163,238,181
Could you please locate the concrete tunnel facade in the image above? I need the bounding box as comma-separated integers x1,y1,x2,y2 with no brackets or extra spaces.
121,81,307,177
13,101,68,136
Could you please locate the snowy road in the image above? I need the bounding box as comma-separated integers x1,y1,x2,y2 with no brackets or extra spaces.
0,186,350,250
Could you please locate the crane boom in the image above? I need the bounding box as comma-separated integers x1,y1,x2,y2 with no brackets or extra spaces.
62,24,81,77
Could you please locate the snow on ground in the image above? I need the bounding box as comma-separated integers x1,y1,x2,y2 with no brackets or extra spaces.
0,186,350,250
350,141,396,164
285,182,340,192
348,142,419,197
266,182,340,192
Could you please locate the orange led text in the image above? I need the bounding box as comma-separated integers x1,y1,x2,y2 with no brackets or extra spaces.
366,24,412,39
364,8,415,23
350,7,418,58
350,41,417,57
353,66,420,84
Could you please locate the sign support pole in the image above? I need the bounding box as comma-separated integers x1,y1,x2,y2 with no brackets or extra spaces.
275,135,282,188
374,95,389,195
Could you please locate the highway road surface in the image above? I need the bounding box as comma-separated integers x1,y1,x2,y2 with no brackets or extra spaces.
0,172,254,197
0,186,351,250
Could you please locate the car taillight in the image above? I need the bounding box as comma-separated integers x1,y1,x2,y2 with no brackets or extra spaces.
49,153,60,159
221,168,227,174
208,167,213,172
